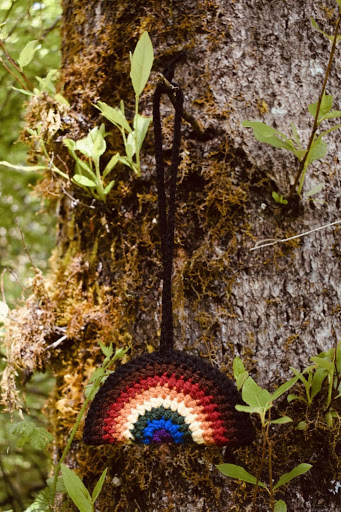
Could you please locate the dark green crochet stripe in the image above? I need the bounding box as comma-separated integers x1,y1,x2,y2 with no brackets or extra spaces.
131,406,193,443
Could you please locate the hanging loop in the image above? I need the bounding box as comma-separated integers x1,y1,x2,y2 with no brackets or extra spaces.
153,75,184,353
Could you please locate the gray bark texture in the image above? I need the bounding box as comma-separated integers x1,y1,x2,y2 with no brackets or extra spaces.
8,0,341,510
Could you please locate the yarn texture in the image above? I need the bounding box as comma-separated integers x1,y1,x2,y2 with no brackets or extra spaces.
83,63,255,447
83,351,255,446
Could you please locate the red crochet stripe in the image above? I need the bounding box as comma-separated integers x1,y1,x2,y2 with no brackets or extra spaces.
101,373,229,444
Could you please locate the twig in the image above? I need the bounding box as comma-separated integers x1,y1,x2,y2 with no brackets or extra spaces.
15,218,36,268
289,13,341,197
250,219,341,251
44,335,68,351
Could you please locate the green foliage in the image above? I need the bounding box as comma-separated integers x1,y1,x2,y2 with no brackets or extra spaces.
8,419,54,450
243,4,341,201
216,357,316,510
0,0,61,307
63,30,153,201
288,341,341,425
61,465,108,512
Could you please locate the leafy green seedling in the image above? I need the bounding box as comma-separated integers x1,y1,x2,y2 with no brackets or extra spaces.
243,4,341,200
61,465,108,512
94,31,154,177
63,31,154,201
288,341,341,425
8,419,54,450
219,357,310,511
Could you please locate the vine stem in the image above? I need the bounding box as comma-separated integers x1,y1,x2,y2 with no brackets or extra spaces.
289,13,341,198
49,381,99,507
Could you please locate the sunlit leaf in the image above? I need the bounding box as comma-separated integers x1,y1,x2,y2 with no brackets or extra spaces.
0,161,47,171
61,464,93,512
242,121,295,152
241,376,272,408
306,138,327,165
95,102,132,133
91,468,108,503
271,416,292,424
73,175,96,187
130,31,154,97
273,463,312,490
216,464,267,489
308,95,333,121
18,40,39,70
134,114,152,151
274,500,287,512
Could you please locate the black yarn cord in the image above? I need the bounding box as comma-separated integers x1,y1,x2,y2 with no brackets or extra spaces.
153,77,184,353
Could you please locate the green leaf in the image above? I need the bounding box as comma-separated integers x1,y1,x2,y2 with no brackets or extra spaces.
36,69,58,94
272,191,288,205
8,421,54,450
73,175,97,188
306,138,327,165
235,404,263,414
295,421,308,431
61,464,93,512
104,180,115,195
273,463,312,490
75,126,106,160
236,371,249,390
311,356,334,372
242,121,295,152
54,93,70,106
241,377,272,408
0,161,47,172
271,416,292,425
287,394,306,404
233,356,245,379
10,86,36,96
216,464,267,489
322,110,341,120
98,342,113,357
270,374,301,402
130,31,154,97
274,500,287,512
18,40,39,70
95,102,132,133
91,468,108,503
134,114,152,152
308,95,333,121
310,18,341,43
103,153,120,177
89,367,105,384
311,367,328,399
113,347,129,361
306,183,324,197
291,123,302,149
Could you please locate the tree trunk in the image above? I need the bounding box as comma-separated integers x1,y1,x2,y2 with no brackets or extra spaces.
5,0,341,510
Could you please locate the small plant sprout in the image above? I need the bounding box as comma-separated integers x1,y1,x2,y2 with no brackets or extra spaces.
93,31,154,177
288,341,341,426
243,3,341,203
63,31,154,200
217,357,311,511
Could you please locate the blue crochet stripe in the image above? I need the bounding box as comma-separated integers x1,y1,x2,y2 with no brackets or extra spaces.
142,418,184,444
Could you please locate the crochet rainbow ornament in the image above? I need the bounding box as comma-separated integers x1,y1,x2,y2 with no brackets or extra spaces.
83,351,254,446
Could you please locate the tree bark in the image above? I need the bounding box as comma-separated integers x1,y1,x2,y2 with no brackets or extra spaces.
5,0,341,510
